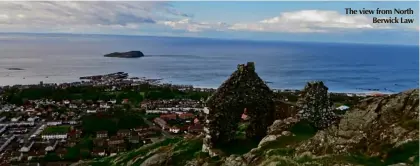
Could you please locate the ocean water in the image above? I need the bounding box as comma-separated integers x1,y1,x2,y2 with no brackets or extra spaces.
0,33,418,93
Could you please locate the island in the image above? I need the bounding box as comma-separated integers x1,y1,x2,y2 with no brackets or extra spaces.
103,51,145,58
6,68,25,71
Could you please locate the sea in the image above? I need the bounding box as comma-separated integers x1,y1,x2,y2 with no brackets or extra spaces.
0,33,418,94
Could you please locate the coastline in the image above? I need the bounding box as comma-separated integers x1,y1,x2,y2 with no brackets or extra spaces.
0,72,406,96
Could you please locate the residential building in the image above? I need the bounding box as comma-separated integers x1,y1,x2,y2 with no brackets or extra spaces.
91,148,106,157
160,114,177,120
179,113,195,120
153,118,168,130
128,136,140,144
108,136,124,147
41,134,67,140
169,126,180,134
188,124,204,134
117,129,131,138
96,131,108,138
46,121,62,126
93,138,106,147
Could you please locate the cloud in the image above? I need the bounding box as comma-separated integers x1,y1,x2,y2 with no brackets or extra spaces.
158,18,229,32
0,1,190,32
229,10,392,33
160,10,399,33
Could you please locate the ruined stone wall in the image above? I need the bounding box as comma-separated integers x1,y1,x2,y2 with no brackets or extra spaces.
203,62,275,156
296,81,337,129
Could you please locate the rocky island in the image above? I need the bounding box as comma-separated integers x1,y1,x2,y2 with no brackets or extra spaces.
6,67,25,71
103,51,144,58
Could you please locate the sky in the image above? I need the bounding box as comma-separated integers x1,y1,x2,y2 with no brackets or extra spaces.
0,1,418,45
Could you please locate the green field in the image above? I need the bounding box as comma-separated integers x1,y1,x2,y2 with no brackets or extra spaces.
42,125,71,135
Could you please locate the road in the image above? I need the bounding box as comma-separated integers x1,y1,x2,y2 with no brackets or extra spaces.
142,117,174,139
23,122,45,143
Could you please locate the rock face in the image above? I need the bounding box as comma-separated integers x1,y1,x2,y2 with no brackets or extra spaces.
203,62,276,155
296,81,337,129
296,89,419,157
104,51,145,58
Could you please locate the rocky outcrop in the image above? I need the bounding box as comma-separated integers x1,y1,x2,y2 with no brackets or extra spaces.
203,62,276,155
223,155,248,166
267,117,299,135
297,81,337,129
140,152,171,166
104,51,145,58
296,89,419,158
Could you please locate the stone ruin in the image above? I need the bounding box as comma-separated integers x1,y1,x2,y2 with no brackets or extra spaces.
296,81,337,129
202,62,276,155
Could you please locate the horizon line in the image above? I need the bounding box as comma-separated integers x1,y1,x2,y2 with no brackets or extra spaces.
0,31,418,47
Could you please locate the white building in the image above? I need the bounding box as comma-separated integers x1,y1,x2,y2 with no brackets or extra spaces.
169,127,180,134
11,116,22,122
146,110,169,114
41,134,68,140
87,110,97,113
46,121,62,126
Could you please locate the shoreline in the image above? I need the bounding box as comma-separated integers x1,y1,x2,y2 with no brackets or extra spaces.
0,72,407,96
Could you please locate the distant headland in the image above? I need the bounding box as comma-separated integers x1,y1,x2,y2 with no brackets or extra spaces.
103,51,144,58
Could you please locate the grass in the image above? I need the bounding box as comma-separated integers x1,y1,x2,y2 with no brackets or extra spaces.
42,125,71,135
170,138,203,166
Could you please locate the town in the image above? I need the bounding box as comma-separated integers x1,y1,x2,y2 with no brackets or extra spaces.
0,72,372,165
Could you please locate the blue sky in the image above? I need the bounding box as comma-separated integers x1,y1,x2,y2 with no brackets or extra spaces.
0,1,418,45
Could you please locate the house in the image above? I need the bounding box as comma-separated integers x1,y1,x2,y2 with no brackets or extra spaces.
160,114,177,120
128,136,140,144
117,129,131,138
91,148,106,157
96,131,108,138
99,103,110,109
68,129,82,139
63,100,70,105
169,126,180,134
108,136,124,147
153,118,168,130
133,127,150,132
188,124,204,133
179,113,195,120
69,104,78,109
93,138,106,147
